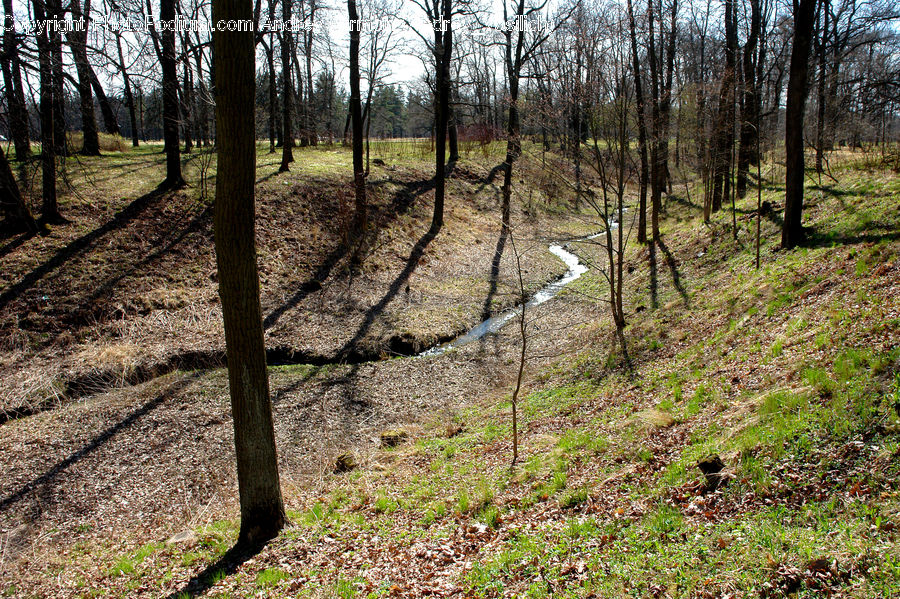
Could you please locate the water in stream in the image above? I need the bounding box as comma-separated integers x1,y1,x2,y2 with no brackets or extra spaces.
419,229,611,357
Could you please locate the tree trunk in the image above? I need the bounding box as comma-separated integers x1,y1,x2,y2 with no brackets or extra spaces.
430,0,452,236
68,0,101,155
501,2,527,237
32,0,61,223
48,0,67,157
278,0,294,172
627,0,648,244
814,0,829,174
211,0,285,548
349,0,366,237
782,0,819,249
116,34,140,147
711,0,737,213
737,0,760,198
89,70,122,136
193,35,211,146
266,40,276,153
2,0,31,160
304,9,317,147
0,148,38,233
158,0,185,188
181,51,194,154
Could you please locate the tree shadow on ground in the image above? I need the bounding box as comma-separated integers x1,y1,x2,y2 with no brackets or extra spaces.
0,187,169,313
657,238,690,308
480,226,508,322
262,175,435,332
336,229,437,360
803,229,900,249
0,229,38,261
0,373,200,550
473,162,505,196
164,540,271,599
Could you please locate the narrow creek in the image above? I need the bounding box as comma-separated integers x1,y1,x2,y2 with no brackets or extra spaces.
1,228,612,424
419,230,607,357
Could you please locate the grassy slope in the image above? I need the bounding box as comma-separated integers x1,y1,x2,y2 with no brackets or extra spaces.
4,152,900,598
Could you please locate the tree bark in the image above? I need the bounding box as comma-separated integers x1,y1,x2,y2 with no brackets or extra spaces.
737,0,760,198
782,0,819,249
155,0,185,188
265,39,276,153
814,0,829,174
627,0,649,244
278,0,294,172
0,147,38,233
89,70,122,136
711,0,737,213
348,0,366,237
116,34,140,147
501,0,528,236
2,0,31,160
303,2,317,146
181,49,194,154
68,0,101,155
211,0,285,548
430,0,452,235
48,0,67,157
32,0,61,223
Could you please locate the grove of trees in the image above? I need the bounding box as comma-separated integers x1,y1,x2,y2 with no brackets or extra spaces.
1,0,898,546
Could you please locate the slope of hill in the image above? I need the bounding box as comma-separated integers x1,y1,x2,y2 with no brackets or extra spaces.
1,148,898,597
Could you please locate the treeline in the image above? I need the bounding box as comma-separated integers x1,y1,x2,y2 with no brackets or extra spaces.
1,0,899,236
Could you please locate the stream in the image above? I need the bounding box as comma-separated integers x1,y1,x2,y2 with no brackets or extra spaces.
419,230,607,357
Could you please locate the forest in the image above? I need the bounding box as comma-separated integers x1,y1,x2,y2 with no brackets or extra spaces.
1,0,899,595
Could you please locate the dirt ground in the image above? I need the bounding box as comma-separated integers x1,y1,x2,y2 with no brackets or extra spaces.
0,146,604,578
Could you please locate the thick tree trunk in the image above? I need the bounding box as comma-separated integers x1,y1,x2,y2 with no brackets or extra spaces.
32,0,60,223
48,0,67,157
0,148,38,233
348,0,366,237
627,0,649,244
278,0,294,172
711,0,737,213
68,0,100,155
430,0,452,235
158,0,185,188
783,0,819,249
2,0,31,160
304,13,317,147
211,0,285,548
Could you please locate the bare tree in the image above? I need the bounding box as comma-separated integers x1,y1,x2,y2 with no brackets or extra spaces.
349,0,366,237
211,0,286,548
32,0,62,223
627,0,650,243
782,0,819,249
68,0,101,155
147,0,186,188
2,0,31,160
0,149,38,233
278,0,295,171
